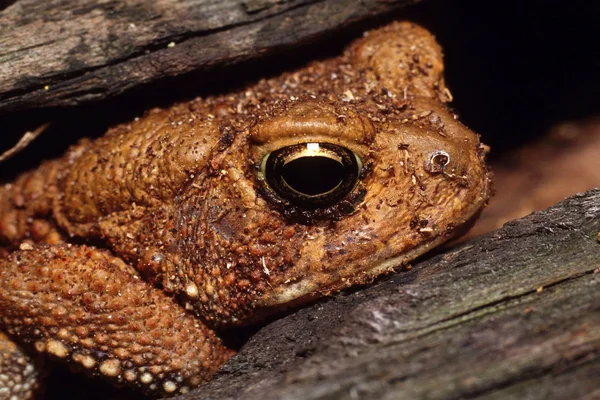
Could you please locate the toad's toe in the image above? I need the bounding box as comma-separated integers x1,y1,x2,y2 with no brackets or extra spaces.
0,331,40,400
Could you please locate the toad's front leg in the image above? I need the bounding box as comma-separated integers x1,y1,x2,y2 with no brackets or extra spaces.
0,245,234,397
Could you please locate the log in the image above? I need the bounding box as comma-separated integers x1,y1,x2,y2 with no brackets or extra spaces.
178,188,600,400
0,0,420,114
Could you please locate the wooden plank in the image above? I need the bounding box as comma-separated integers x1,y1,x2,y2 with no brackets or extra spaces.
178,189,600,400
0,0,420,114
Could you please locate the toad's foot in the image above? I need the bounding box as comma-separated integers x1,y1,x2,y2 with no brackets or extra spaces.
0,331,40,400
0,245,233,397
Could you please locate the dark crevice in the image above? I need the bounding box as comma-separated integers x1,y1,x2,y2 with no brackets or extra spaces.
0,39,59,57
0,0,16,11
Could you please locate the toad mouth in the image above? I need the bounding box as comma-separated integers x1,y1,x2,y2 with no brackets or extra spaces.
266,233,449,306
263,188,490,308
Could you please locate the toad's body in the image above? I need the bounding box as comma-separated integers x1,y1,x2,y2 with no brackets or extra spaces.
0,22,491,398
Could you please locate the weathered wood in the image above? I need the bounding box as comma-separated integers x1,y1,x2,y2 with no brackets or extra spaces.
0,0,421,114
177,189,600,400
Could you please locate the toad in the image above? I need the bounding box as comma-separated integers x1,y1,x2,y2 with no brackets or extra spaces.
0,22,491,398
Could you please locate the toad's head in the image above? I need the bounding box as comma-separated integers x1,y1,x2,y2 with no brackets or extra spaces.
170,22,492,326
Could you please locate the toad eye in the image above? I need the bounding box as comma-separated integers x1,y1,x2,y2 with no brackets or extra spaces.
260,142,362,208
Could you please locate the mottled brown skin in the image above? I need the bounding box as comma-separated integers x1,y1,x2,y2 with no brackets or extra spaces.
0,332,39,399
0,22,491,397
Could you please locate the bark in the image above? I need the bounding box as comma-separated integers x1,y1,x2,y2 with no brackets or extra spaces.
0,0,421,114
178,188,600,400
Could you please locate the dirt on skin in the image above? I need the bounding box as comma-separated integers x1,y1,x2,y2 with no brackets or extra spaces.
0,22,491,398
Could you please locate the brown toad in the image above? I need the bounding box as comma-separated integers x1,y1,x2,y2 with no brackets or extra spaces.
0,22,491,398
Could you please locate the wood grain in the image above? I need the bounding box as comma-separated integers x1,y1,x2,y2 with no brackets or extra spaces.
0,0,420,114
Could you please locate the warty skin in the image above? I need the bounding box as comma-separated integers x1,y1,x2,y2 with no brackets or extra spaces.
0,22,491,397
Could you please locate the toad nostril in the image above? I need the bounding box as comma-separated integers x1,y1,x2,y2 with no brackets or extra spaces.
425,150,450,173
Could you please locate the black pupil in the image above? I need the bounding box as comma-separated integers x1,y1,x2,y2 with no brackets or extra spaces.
263,142,360,208
282,156,344,196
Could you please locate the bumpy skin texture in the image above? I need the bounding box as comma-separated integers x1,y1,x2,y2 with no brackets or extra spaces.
0,22,491,397
0,332,39,399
